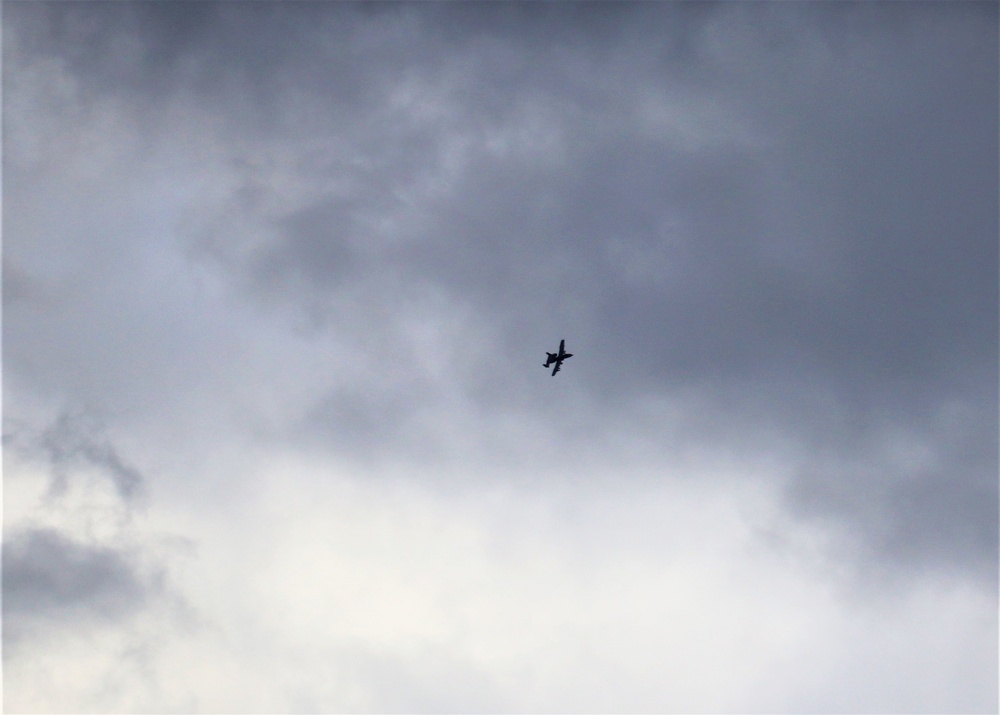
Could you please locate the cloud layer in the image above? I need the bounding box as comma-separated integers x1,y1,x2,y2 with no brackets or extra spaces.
4,3,997,712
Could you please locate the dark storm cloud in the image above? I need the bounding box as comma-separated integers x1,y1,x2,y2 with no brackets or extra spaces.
3,528,154,646
378,4,998,409
6,2,996,585
785,392,998,582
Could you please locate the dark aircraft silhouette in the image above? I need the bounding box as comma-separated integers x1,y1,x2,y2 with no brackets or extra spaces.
543,339,573,376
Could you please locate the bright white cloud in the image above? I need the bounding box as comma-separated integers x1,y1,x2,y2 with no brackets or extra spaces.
7,447,995,712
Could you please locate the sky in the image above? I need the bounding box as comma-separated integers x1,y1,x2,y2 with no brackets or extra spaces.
3,2,997,713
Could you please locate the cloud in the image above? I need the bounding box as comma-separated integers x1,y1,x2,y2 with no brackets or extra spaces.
3,2,996,712
34,412,145,504
2,528,153,645
2,413,179,668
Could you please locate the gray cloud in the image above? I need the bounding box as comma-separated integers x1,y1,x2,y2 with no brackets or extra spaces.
2,413,184,694
4,3,996,711
785,393,998,584
5,412,145,505
9,0,994,581
3,528,154,646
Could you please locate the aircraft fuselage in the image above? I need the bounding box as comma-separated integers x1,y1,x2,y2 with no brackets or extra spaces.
543,340,573,375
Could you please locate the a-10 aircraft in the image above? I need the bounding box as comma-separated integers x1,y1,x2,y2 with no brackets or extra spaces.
543,339,573,376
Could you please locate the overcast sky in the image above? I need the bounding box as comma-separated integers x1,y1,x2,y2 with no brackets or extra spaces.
3,3,997,713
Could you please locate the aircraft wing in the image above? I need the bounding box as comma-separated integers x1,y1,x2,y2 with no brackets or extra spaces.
551,360,562,376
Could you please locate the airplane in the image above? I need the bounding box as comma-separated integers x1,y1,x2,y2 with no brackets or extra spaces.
543,339,573,376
